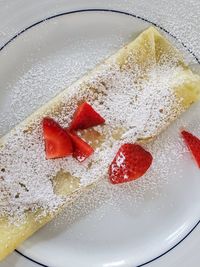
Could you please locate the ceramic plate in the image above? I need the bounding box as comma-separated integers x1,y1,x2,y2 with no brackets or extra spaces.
0,6,200,267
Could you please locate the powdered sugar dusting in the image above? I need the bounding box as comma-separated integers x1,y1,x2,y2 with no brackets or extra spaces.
0,55,186,221
0,28,198,222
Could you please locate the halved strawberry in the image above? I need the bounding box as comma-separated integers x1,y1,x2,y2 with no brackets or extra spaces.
181,130,200,168
42,117,73,159
70,102,105,130
109,144,153,184
68,131,94,162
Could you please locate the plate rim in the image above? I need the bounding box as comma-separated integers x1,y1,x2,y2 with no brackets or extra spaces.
1,7,199,267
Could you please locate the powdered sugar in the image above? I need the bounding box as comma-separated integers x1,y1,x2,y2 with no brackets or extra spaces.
93,63,184,141
0,27,198,222
0,55,186,221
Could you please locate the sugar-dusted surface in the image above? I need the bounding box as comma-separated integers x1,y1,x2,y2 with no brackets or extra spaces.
1,24,200,222
0,49,187,220
0,1,200,267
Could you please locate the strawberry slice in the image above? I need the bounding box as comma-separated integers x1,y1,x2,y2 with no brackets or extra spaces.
181,130,200,168
68,131,94,162
109,144,153,184
70,102,105,130
42,117,73,159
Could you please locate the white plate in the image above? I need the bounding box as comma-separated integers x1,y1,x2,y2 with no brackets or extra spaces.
0,7,200,267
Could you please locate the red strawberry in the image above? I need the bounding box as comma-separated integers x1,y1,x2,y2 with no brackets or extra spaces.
42,117,73,159
68,131,94,162
109,144,153,184
70,102,105,130
181,130,200,168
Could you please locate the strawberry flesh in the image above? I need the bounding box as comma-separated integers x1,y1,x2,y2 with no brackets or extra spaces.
70,102,105,130
181,130,200,168
109,144,153,184
42,117,73,159
68,131,94,162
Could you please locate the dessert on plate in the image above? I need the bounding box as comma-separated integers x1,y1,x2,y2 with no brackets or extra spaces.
0,27,200,260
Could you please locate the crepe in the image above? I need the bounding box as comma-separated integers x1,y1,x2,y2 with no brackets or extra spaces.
0,27,200,260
